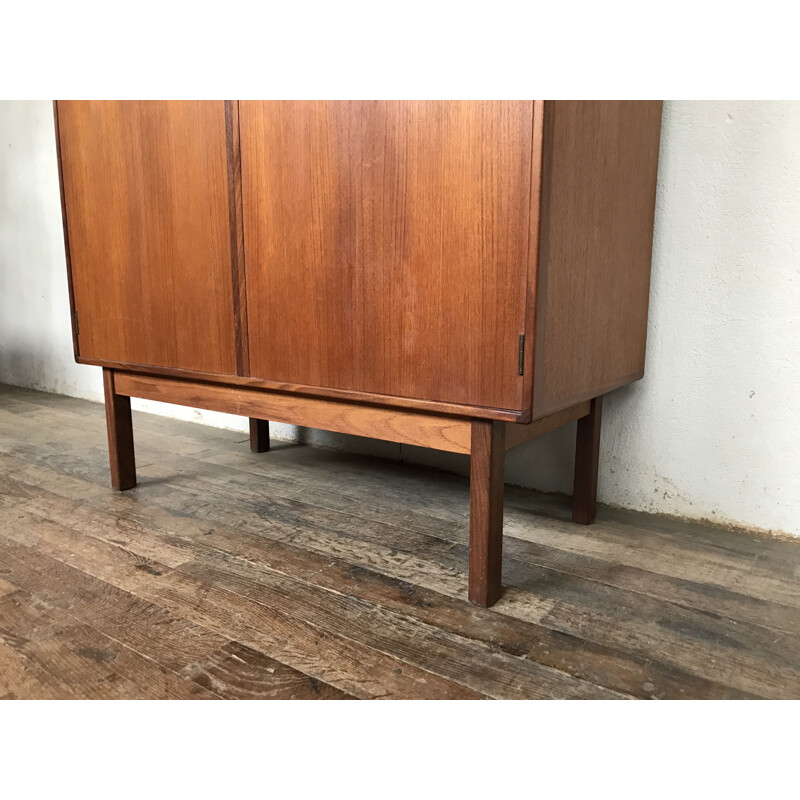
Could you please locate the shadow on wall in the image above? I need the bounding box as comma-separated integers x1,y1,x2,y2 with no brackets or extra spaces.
299,378,643,500
399,419,578,496
0,342,102,402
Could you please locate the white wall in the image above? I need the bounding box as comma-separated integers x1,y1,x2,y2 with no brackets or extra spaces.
2,100,798,536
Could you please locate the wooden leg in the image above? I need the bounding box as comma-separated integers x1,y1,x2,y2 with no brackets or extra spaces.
469,420,505,607
249,418,270,452
102,368,136,491
572,395,602,524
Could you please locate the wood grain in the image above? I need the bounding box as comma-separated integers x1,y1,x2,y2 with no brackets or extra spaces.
4,384,800,699
56,101,237,374
0,513,481,700
179,557,625,699
240,101,534,410
532,101,663,416
75,356,521,421
0,585,218,700
114,371,473,454
0,534,227,673
58,100,661,427
181,641,353,699
0,509,749,700
469,420,506,606
0,463,778,699
102,369,136,490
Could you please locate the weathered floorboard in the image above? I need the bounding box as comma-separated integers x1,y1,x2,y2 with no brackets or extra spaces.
0,447,795,698
181,642,354,700
1,384,800,700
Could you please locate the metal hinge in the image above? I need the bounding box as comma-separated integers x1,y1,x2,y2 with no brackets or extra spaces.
518,334,525,376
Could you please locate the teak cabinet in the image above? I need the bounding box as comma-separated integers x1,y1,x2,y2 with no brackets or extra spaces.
55,100,662,607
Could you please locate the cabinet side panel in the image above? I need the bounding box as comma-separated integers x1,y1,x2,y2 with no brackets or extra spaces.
57,101,238,375
532,101,662,415
241,101,533,411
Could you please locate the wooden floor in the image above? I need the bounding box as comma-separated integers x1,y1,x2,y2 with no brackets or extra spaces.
1,384,799,699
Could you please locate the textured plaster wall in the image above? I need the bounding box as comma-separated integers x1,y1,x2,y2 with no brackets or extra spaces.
1,100,798,535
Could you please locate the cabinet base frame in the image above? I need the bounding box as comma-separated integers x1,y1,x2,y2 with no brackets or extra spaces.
104,368,601,607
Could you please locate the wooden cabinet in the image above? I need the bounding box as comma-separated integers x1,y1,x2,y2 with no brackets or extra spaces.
55,100,662,607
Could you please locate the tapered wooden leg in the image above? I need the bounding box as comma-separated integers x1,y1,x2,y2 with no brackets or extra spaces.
572,395,602,524
469,420,505,606
102,368,136,491
249,418,270,452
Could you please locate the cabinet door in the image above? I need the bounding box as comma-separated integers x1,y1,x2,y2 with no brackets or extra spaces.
58,101,237,375
240,101,534,410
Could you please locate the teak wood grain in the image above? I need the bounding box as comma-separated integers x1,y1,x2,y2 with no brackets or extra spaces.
58,100,662,423
56,101,238,375
532,101,663,416
113,372,473,454
74,357,522,421
240,101,534,411
469,420,506,606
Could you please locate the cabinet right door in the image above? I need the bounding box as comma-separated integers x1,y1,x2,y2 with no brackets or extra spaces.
240,101,534,411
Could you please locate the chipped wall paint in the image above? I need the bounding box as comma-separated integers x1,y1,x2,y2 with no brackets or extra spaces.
1,100,798,535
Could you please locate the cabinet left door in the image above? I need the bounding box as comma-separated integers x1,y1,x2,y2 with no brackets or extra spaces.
56,101,239,375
